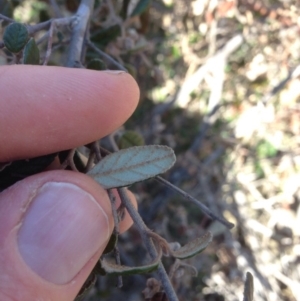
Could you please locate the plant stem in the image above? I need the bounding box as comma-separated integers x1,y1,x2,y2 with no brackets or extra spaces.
107,189,123,288
117,187,179,301
86,40,128,71
66,0,95,67
155,176,234,229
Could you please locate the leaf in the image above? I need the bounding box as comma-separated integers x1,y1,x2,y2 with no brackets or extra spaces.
118,130,145,149
23,38,40,65
103,233,118,254
100,248,161,275
75,272,97,301
91,24,121,47
243,272,254,301
88,145,176,189
87,58,107,70
130,0,151,17
171,232,213,259
3,22,28,53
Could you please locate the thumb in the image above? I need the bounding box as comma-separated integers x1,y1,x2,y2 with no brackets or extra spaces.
0,170,114,301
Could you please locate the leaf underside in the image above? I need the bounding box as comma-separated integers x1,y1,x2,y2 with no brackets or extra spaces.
88,145,176,189
172,232,213,259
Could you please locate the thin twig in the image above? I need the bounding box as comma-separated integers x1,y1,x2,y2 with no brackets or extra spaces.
60,149,78,171
117,188,179,301
49,0,63,18
155,176,234,229
66,0,95,67
107,189,123,288
91,141,102,161
84,150,95,172
43,21,55,65
27,17,74,36
0,14,14,22
86,39,128,71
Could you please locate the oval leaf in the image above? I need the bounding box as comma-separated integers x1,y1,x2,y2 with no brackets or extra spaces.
101,259,159,275
118,130,145,149
3,22,28,53
172,232,213,259
100,254,160,276
243,272,254,301
103,233,118,255
130,0,150,17
87,58,107,70
23,38,40,65
88,145,176,189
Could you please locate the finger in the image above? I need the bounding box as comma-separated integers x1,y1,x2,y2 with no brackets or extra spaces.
0,65,139,161
0,170,136,301
110,188,137,233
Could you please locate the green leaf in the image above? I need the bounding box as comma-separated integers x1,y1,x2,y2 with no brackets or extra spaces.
91,24,121,47
130,0,151,17
75,273,97,301
3,22,28,53
100,248,161,275
243,272,254,301
171,232,212,259
88,145,176,189
118,130,145,149
87,58,107,70
23,38,40,65
103,234,118,254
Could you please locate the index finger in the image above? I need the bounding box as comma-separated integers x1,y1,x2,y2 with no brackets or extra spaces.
0,65,139,161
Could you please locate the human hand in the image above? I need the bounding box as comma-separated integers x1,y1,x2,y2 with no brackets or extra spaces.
0,65,139,301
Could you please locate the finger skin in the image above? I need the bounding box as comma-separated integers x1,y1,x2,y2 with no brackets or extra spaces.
0,170,136,301
0,65,139,161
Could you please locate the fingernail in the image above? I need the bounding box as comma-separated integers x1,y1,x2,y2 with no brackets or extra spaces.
17,182,109,284
103,70,126,74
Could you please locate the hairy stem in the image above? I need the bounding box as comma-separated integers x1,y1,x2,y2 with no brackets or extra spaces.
66,0,95,67
117,187,179,301
107,189,123,288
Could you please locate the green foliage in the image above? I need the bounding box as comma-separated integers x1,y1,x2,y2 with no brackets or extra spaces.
256,139,277,159
87,58,107,70
3,22,28,53
118,130,145,149
23,38,40,65
91,24,121,47
171,232,212,259
130,0,151,17
100,256,160,275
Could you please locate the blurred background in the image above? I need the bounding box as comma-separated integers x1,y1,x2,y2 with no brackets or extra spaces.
1,0,300,300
